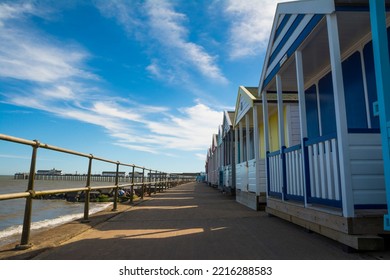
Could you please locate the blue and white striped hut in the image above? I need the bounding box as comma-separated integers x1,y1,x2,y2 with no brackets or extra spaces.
258,0,389,250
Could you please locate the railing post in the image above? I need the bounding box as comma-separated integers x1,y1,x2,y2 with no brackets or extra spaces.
82,155,93,223
156,171,159,192
154,170,158,194
130,165,135,203
147,169,150,196
266,151,270,197
281,146,287,200
16,140,39,250
141,167,145,199
303,138,311,204
162,172,165,190
158,172,161,192
112,162,120,212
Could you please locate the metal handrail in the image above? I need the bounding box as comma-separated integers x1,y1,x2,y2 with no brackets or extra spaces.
0,133,195,249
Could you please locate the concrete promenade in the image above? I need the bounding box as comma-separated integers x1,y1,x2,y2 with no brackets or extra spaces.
1,182,389,260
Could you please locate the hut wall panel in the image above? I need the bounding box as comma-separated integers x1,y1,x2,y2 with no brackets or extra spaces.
248,159,257,193
257,159,267,194
348,133,386,206
288,104,301,147
235,162,247,191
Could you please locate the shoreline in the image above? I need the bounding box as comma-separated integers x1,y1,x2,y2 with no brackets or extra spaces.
0,197,148,260
0,201,112,248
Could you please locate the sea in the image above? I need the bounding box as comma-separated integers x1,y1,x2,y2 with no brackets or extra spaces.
0,175,112,248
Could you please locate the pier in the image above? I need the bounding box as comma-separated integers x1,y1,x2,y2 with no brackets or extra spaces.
1,181,389,260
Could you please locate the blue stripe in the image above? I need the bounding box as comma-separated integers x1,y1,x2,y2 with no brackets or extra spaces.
354,204,387,209
304,132,337,146
267,150,282,157
269,191,283,199
285,194,305,202
266,152,271,195
335,5,390,12
348,128,381,133
274,14,292,40
268,14,305,67
281,146,287,199
335,5,370,12
307,197,342,208
284,144,301,153
262,14,324,91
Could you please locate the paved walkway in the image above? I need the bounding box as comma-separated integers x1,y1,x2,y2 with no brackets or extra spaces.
1,182,389,260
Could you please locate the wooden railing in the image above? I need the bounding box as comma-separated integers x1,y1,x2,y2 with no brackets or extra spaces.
267,150,283,197
267,133,341,207
304,133,341,207
284,145,305,201
0,134,194,249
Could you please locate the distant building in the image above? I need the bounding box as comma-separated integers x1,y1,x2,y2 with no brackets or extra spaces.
14,172,29,179
36,168,62,176
102,171,126,177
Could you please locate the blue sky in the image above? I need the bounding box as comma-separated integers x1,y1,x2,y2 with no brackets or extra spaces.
0,0,288,175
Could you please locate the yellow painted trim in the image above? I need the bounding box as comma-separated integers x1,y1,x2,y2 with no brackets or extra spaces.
233,86,260,127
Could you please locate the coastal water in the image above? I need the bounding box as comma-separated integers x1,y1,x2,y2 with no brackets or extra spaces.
0,176,112,248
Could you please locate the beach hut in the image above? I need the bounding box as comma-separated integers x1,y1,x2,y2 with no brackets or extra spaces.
206,134,219,187
220,111,236,194
259,0,388,250
217,125,224,190
205,147,211,184
233,86,300,210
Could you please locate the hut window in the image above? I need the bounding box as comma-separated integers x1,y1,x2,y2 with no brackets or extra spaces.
249,129,255,160
305,84,320,138
318,72,337,136
342,51,368,129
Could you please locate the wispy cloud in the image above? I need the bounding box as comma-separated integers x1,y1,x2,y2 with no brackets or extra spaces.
96,0,228,84
5,90,222,155
0,154,31,160
0,1,226,160
145,0,227,84
93,0,142,38
0,30,93,84
221,0,295,59
0,2,38,25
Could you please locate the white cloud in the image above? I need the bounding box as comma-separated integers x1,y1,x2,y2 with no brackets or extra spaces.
94,0,143,39
146,60,175,83
195,153,207,161
5,86,222,156
0,3,94,84
0,1,225,159
96,0,227,84
40,85,77,100
145,0,228,84
222,0,295,59
0,32,93,83
91,101,144,123
0,2,36,25
0,154,31,160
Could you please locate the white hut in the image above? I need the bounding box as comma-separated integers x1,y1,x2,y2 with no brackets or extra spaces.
220,111,236,194
233,86,301,210
206,134,219,187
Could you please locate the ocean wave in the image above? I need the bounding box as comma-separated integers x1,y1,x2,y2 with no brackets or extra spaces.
0,203,111,243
